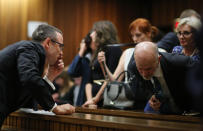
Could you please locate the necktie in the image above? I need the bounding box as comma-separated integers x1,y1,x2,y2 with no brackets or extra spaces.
144,77,171,114
144,77,162,113
153,77,164,102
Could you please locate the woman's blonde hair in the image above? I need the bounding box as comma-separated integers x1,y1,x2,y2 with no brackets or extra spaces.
177,16,202,32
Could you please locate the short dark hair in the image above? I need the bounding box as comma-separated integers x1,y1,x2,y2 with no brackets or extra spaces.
32,24,62,42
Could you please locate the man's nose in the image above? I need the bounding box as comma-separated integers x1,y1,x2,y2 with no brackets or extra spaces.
59,51,63,57
179,34,184,39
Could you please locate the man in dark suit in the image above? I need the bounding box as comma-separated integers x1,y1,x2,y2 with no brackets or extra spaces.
157,32,179,53
133,41,197,114
188,22,203,116
0,24,75,127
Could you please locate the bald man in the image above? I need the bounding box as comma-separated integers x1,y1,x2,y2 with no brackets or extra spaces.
133,41,198,114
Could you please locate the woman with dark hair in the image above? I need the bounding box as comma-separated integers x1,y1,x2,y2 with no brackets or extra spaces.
68,21,122,107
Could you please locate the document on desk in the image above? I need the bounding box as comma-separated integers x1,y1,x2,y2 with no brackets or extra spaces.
18,108,55,116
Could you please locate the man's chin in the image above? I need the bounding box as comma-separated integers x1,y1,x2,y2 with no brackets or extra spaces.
142,76,152,80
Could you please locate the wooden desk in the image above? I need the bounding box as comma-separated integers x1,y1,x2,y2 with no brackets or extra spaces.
76,107,201,123
2,110,201,131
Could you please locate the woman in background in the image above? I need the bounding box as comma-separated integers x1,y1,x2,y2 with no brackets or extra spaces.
172,16,202,61
52,70,74,104
68,21,122,107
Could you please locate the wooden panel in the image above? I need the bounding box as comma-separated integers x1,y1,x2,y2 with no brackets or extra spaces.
53,0,203,65
2,111,201,131
151,0,203,28
0,0,54,49
53,0,150,65
0,0,202,65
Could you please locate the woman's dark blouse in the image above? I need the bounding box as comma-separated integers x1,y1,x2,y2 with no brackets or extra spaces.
90,46,122,100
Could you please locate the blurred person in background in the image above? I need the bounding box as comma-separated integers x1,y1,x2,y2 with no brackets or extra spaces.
52,70,74,104
172,16,202,61
60,76,82,106
68,21,122,107
157,9,201,53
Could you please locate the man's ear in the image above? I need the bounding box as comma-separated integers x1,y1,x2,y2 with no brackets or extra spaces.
43,37,51,50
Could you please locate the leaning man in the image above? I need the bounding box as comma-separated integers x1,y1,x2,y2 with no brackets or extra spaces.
0,24,75,127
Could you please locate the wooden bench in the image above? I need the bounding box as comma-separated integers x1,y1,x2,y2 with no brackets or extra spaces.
2,109,201,131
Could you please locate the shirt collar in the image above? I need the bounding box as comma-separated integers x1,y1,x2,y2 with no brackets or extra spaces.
153,63,162,78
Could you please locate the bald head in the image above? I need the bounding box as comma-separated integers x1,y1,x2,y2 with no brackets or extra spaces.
134,41,158,61
134,41,159,80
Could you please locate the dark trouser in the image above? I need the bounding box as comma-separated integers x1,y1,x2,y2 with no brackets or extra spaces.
0,112,7,129
0,103,9,129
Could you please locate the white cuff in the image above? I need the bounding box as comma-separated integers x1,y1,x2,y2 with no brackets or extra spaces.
43,75,56,90
50,103,57,112
158,48,167,53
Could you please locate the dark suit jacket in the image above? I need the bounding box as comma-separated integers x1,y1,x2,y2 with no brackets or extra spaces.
128,52,198,113
188,25,203,115
157,32,179,53
160,52,198,112
0,40,55,115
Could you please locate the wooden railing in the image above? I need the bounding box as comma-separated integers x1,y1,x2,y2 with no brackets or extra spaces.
76,107,201,123
1,108,202,131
